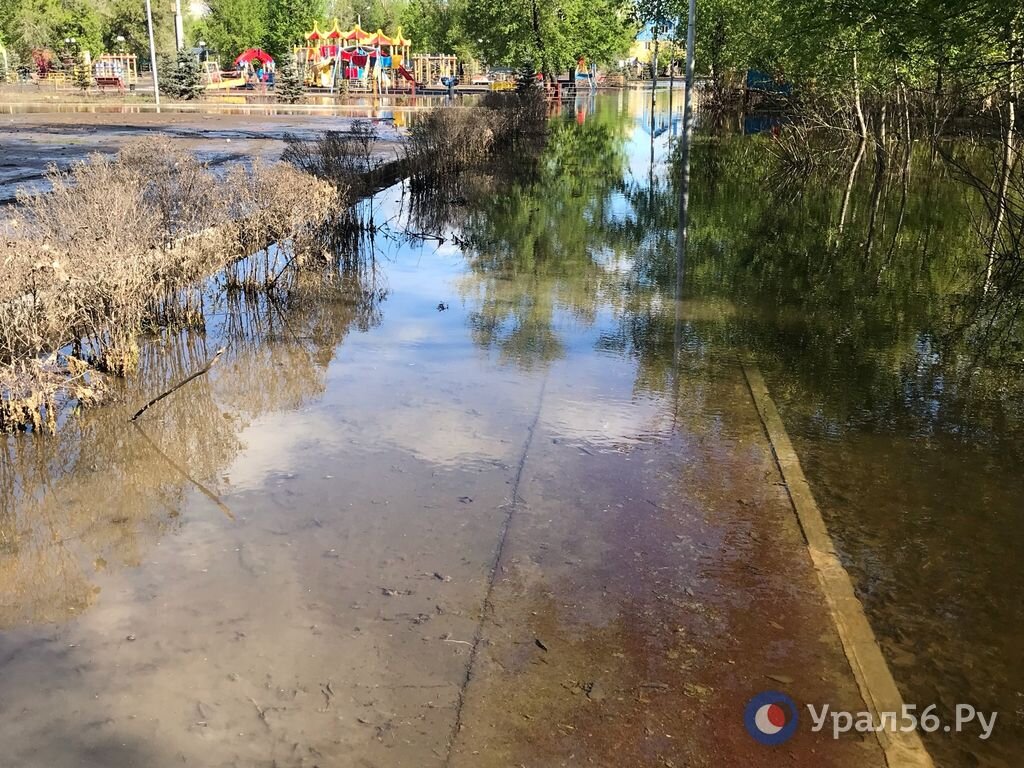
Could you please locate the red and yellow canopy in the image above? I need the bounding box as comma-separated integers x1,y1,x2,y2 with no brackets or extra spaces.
301,21,411,49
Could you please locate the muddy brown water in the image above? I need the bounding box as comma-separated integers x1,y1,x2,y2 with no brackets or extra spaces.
2,91,1021,767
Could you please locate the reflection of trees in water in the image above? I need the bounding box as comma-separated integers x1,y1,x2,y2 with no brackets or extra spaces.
0,243,386,628
612,135,1024,446
452,113,637,368
444,102,1022,445
937,136,1024,368
442,106,1024,768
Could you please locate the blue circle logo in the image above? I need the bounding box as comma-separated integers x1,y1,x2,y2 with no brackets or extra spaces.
744,690,799,745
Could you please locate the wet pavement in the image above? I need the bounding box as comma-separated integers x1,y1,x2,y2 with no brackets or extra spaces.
0,230,881,767
4,90,1019,767
0,202,885,768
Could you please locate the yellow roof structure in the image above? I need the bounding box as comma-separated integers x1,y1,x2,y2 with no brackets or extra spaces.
365,29,394,47
305,20,323,41
342,23,371,43
326,19,344,39
393,27,412,47
301,22,410,49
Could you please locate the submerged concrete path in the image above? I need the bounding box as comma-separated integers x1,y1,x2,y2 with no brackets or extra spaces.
0,209,906,767
447,352,887,767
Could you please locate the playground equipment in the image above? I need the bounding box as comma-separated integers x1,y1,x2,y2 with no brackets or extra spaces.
235,48,275,86
294,21,414,92
574,56,598,91
201,60,246,90
410,54,457,88
93,53,137,90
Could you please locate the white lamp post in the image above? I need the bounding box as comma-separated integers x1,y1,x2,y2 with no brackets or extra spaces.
145,0,160,106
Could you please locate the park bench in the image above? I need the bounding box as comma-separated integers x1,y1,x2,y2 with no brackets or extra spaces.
95,76,125,92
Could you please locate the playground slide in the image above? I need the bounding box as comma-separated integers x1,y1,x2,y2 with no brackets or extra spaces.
397,65,415,83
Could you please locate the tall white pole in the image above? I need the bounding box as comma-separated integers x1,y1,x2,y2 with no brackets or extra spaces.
174,0,185,50
675,0,696,280
145,0,161,106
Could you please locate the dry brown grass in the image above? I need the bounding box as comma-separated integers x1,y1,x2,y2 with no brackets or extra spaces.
282,121,376,196
405,91,548,188
0,139,340,433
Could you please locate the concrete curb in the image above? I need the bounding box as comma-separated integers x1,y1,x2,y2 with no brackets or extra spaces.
742,362,934,768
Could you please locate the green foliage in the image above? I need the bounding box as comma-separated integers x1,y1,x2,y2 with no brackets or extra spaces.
0,0,173,61
73,55,91,89
461,0,636,75
515,61,537,93
651,0,1022,104
399,0,465,54
276,56,305,102
0,0,102,56
199,0,267,63
264,0,324,60
314,0,411,35
160,48,203,100
102,0,173,62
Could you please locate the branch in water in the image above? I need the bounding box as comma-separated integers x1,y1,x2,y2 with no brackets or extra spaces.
129,347,226,422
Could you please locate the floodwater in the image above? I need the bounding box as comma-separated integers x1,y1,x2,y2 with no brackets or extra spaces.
1,90,1020,767
0,94,453,117
0,109,407,203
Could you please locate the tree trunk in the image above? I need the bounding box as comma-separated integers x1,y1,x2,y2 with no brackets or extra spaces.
837,138,867,243
986,64,1018,292
853,53,868,139
530,0,551,84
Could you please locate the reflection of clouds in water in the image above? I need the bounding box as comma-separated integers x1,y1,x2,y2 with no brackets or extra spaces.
226,411,345,491
364,401,514,469
544,392,674,450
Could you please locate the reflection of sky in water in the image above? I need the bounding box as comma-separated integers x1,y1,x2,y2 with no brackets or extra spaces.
225,162,682,481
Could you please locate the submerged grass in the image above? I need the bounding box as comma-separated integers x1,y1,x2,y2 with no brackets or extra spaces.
0,138,341,433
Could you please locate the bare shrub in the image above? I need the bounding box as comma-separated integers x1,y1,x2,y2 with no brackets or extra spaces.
282,121,377,196
228,160,339,249
223,161,340,291
0,140,341,432
480,89,548,150
405,108,499,186
405,94,549,188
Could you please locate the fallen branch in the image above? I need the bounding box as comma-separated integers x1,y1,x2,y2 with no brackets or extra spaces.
132,421,235,520
129,347,226,422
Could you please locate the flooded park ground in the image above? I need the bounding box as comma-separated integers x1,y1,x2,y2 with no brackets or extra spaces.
1,90,1022,766
0,100,421,202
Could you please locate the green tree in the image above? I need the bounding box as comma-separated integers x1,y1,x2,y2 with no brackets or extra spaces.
342,0,409,33
161,47,203,99
264,0,324,60
102,0,173,63
461,0,635,77
400,0,465,54
73,53,91,89
199,0,268,63
276,56,305,102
